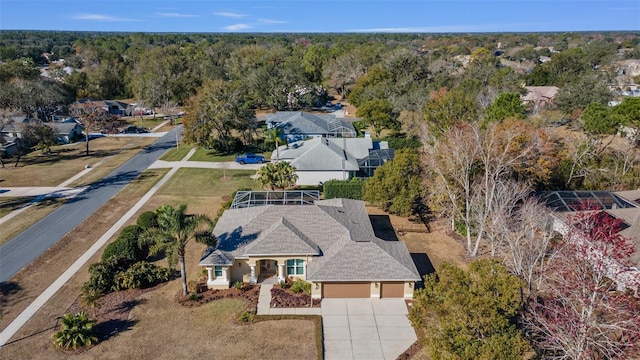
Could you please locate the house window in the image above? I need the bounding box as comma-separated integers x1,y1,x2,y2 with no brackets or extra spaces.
286,259,304,275
214,266,223,277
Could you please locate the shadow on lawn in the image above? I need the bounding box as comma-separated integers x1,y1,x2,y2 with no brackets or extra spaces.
411,253,435,289
0,281,22,317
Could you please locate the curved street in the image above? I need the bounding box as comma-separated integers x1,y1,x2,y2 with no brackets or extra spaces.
0,128,181,283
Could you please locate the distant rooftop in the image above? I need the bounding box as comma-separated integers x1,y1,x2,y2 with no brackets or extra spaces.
537,190,638,212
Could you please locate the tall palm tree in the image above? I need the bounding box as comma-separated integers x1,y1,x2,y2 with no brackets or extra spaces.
257,161,298,190
144,204,216,296
53,312,98,349
264,127,285,161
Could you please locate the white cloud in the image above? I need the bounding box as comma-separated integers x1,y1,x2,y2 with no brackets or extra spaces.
225,23,251,31
73,13,138,22
258,18,285,24
72,14,141,22
156,12,198,18
214,12,248,19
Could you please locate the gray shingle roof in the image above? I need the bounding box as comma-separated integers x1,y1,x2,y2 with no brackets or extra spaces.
267,111,356,137
274,137,374,171
200,198,420,282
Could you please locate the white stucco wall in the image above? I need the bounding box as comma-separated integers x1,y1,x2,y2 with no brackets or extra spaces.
296,170,350,186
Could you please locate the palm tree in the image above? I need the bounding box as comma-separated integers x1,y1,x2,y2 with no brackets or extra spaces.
257,161,298,190
264,128,286,161
143,204,216,296
53,312,98,349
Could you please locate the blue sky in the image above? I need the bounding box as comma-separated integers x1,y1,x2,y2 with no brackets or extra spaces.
0,1,638,33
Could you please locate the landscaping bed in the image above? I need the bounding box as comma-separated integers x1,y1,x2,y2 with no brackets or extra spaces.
175,284,259,310
270,285,321,308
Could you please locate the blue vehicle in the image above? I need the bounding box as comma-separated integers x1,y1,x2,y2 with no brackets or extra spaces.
235,153,265,164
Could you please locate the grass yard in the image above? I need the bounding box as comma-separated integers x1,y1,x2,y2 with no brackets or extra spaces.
123,116,167,131
0,197,65,246
0,136,155,187
0,197,33,218
157,168,260,198
159,146,193,161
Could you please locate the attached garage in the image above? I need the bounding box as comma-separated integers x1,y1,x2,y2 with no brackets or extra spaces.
323,282,371,298
380,282,405,298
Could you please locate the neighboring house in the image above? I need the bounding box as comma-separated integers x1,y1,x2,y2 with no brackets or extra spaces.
1,117,82,144
0,135,20,156
267,111,356,142
521,86,559,109
103,100,132,116
45,121,84,144
199,197,420,299
273,136,394,185
538,190,640,290
0,117,32,139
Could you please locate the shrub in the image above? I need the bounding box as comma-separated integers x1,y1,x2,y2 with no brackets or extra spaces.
113,262,172,291
323,178,365,200
136,211,158,230
238,310,255,323
102,225,146,263
53,312,98,349
82,256,131,295
290,279,311,294
233,281,244,290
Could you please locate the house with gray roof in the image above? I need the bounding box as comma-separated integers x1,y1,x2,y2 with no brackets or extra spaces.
267,111,356,142
273,136,394,185
199,198,420,299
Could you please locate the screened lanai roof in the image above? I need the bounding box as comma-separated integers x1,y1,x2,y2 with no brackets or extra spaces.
537,191,638,212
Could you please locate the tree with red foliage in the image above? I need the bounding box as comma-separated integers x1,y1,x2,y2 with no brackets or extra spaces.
523,209,640,359
69,102,120,156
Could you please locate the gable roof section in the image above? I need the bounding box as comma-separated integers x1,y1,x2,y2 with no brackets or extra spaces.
243,217,320,256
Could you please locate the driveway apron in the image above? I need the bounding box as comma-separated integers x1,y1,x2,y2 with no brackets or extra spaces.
322,298,416,360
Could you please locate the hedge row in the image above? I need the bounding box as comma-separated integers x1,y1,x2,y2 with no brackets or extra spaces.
323,179,365,200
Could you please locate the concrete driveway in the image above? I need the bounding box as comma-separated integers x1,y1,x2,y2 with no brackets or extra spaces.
322,298,417,360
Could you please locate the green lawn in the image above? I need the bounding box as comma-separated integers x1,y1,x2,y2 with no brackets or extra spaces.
188,147,272,162
123,116,168,130
159,146,193,161
157,168,260,197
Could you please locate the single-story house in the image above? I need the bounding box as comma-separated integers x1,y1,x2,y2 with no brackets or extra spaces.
45,121,84,144
1,117,83,144
272,136,394,185
199,198,420,299
267,111,357,142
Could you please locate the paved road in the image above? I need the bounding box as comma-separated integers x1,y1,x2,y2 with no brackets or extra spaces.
0,127,182,283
